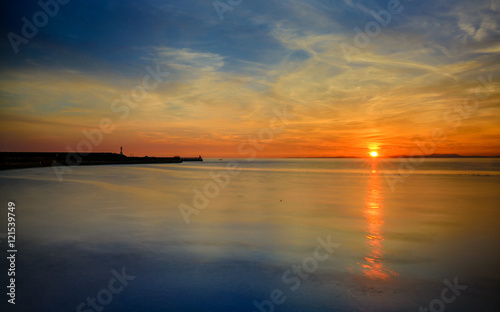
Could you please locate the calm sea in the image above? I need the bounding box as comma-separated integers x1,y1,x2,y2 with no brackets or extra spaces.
0,158,499,312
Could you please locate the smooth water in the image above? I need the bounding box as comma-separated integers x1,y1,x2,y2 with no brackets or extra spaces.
0,158,499,312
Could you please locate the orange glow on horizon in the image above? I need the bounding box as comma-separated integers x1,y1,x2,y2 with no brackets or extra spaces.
370,151,378,157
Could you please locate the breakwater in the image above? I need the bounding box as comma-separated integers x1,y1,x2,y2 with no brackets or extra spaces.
0,152,203,170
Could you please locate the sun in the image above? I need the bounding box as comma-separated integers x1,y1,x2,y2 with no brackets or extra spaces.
370,151,378,157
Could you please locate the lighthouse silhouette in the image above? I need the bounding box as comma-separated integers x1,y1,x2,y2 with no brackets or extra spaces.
120,146,123,155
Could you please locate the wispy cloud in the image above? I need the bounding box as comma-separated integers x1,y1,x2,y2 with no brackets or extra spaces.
151,47,225,72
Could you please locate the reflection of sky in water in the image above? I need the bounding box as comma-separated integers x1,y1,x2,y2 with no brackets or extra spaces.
0,159,499,311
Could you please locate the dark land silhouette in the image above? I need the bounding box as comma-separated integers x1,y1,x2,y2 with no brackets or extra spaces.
0,152,203,170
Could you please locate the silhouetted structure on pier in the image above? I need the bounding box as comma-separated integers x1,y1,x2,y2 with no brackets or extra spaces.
181,155,203,161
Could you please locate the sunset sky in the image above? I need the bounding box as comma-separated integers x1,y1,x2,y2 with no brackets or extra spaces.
1,0,499,157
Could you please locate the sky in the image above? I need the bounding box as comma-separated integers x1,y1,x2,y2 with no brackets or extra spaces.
0,0,499,157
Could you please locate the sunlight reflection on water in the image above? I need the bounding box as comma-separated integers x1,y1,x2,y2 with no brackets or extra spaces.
358,160,399,280
0,158,499,311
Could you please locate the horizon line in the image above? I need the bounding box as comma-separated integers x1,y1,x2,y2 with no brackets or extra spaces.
1,152,500,158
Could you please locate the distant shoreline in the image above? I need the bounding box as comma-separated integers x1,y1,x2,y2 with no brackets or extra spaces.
282,154,500,159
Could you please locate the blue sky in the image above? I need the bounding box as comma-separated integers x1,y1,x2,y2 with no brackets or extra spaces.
1,0,499,156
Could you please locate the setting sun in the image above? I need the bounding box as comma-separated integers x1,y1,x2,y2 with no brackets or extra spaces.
370,151,379,157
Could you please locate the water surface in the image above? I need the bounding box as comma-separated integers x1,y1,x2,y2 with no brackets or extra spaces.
0,158,499,311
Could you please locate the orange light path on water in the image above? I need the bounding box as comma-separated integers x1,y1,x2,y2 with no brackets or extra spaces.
358,159,399,280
